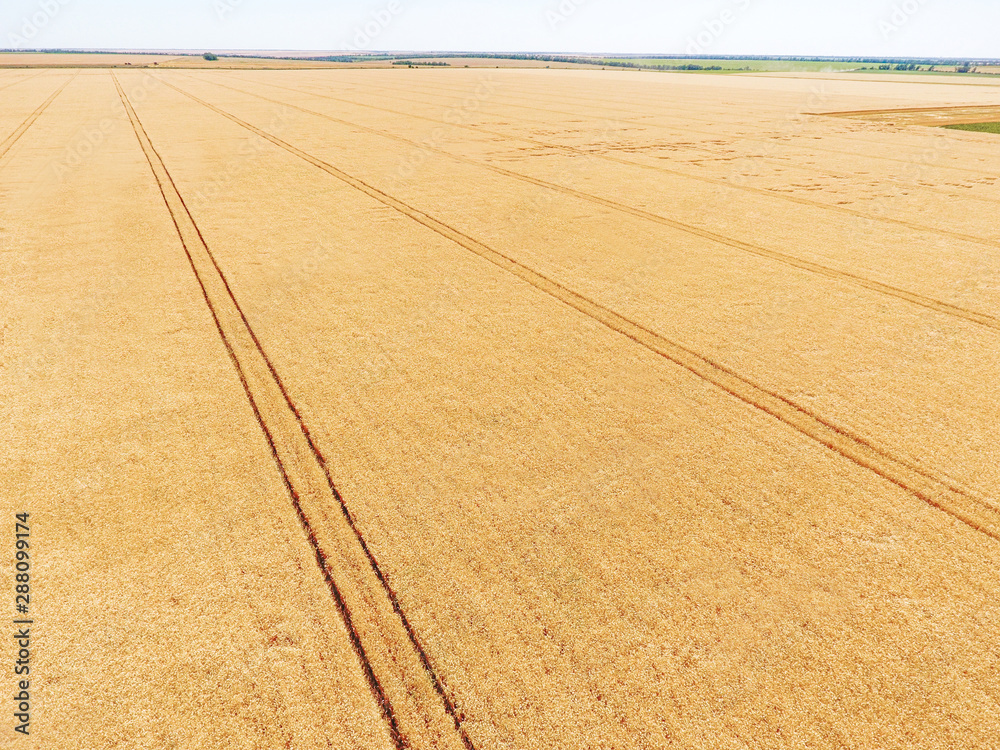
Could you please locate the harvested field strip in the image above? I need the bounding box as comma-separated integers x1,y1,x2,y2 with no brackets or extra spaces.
112,73,476,750
216,74,1000,246
825,105,1000,126
0,76,72,162
156,77,1000,543
181,74,1000,334
310,73,1000,177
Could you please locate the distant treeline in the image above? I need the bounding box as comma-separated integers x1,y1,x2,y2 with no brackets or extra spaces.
580,54,999,66
391,60,450,66
6,50,997,72
301,52,996,71
306,53,694,68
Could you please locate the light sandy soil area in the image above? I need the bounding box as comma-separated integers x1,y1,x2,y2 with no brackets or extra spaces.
2,67,999,749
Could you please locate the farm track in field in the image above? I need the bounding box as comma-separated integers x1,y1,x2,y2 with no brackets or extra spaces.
302,84,995,201
303,73,1000,179
0,71,42,95
213,74,1000,251
156,76,1000,544
112,72,477,750
0,75,73,162
178,74,1000,335
9,66,1000,749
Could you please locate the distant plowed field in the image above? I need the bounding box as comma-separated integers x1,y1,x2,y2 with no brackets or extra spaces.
3,67,1000,749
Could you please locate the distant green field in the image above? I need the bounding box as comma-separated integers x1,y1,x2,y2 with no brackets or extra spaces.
943,122,1000,134
600,58,870,73
596,58,999,75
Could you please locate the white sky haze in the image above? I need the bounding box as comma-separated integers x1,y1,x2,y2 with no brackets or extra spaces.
2,0,998,57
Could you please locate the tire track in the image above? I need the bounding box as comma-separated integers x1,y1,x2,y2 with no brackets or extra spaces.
364,73,1000,204
425,70,1000,158
234,71,1000,188
360,70,996,172
296,72,1000,181
112,72,476,750
205,73,1000,248
176,74,1000,335
0,75,73,163
0,71,43,95
153,76,1000,543
410,73,1000,160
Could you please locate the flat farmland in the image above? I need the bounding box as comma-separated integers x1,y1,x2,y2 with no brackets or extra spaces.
3,67,1000,749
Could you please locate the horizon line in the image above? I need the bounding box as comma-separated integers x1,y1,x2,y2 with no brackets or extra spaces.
3,49,999,62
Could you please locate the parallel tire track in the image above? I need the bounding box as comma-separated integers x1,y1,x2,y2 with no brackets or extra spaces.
155,76,1000,543
112,73,476,750
0,76,72,162
288,72,1000,181
360,72,1000,177
209,73,1000,251
182,74,1000,335
0,71,43,96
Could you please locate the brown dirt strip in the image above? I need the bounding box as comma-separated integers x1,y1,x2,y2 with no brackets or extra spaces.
822,105,1000,126
152,76,1000,544
176,74,1000,335
0,75,73,162
210,73,1000,246
111,72,475,750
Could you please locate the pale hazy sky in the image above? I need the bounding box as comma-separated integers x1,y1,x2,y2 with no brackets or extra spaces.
3,0,998,57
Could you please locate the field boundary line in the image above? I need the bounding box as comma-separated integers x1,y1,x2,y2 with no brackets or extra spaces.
180,74,1000,336
0,75,73,163
112,72,477,750
157,75,1000,543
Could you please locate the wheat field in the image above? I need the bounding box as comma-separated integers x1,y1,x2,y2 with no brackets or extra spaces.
2,66,999,749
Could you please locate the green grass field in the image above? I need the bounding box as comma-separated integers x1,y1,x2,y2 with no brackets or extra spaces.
598,58,1000,76
602,59,874,73
943,122,1000,134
